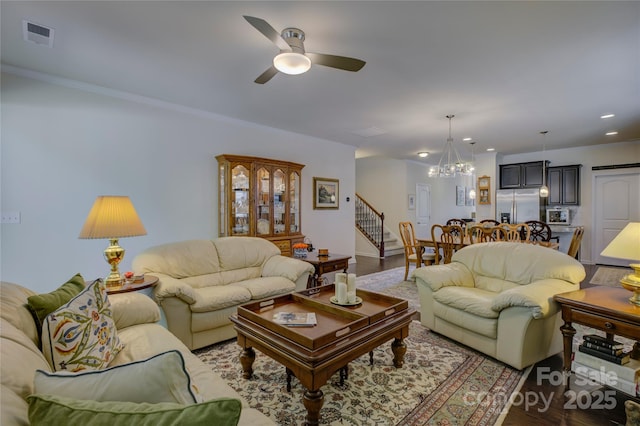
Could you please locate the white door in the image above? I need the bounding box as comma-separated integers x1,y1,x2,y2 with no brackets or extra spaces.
593,169,640,266
415,183,431,239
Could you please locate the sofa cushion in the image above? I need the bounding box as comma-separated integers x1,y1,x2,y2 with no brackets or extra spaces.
452,242,586,287
1,318,52,400
190,286,251,313
432,287,500,319
132,240,221,279
213,237,280,273
34,350,200,404
0,281,41,350
432,300,498,339
41,279,123,372
27,394,242,426
26,273,86,337
231,276,296,300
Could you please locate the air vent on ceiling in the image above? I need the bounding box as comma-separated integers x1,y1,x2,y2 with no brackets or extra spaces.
22,20,54,48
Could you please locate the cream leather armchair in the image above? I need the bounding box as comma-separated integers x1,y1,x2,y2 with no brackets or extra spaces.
133,237,314,350
413,242,585,369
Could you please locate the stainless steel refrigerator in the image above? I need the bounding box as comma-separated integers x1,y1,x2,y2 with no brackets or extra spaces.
495,188,544,224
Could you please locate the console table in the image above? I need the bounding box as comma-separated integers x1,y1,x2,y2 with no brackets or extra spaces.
554,286,640,379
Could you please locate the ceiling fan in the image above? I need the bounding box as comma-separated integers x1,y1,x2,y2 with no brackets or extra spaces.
243,15,366,84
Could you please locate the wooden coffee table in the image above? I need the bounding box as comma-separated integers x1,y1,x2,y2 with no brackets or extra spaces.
554,286,640,379
230,284,414,426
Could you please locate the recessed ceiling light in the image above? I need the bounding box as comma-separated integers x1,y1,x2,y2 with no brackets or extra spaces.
606,131,618,136
486,148,495,152
462,137,472,141
418,152,429,158
601,114,615,119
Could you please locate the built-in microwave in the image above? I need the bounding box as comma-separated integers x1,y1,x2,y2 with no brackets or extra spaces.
546,208,570,225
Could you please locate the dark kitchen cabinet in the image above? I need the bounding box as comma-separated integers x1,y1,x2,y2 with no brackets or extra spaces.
499,161,545,189
547,165,581,205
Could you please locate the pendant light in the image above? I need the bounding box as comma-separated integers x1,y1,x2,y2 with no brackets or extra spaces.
539,131,549,198
428,115,473,178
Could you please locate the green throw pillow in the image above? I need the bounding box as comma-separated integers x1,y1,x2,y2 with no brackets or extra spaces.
27,394,242,426
27,273,86,335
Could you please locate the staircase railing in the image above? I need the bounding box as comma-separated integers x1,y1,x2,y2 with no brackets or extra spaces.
355,193,385,258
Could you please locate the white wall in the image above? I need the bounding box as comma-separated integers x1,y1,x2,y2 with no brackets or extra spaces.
501,141,640,263
1,72,356,292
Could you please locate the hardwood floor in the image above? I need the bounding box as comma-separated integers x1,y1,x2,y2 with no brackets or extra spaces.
351,254,631,426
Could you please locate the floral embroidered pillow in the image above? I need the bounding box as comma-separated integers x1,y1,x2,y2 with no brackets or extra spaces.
41,279,123,372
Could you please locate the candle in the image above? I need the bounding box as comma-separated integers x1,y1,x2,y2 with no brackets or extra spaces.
347,274,356,293
336,282,347,304
335,273,347,284
347,290,357,304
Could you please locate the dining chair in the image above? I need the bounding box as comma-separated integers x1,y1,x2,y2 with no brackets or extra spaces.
479,219,501,227
398,221,436,280
499,223,531,242
469,225,507,243
567,226,585,259
525,220,559,243
446,218,467,237
431,224,464,264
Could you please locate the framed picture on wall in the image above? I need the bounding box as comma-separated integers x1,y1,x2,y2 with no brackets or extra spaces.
408,194,416,210
465,187,475,206
313,177,339,209
456,186,465,206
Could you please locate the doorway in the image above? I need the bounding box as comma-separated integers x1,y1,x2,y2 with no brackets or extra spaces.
415,183,431,239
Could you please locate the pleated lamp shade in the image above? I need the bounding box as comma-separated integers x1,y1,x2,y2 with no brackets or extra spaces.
79,196,147,239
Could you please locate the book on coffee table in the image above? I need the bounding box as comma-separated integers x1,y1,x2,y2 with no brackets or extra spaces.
273,312,317,327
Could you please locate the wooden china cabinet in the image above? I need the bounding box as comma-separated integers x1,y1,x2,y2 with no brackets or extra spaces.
216,154,305,256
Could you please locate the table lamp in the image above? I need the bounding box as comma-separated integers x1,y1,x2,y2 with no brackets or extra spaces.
600,222,640,305
79,196,147,288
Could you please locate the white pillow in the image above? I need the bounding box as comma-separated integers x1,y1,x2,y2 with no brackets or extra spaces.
41,278,123,372
34,350,201,404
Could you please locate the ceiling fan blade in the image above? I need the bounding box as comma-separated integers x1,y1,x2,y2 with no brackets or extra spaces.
243,16,290,51
254,66,279,84
306,53,366,72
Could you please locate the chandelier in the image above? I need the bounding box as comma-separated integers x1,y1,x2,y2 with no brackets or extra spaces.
428,115,473,178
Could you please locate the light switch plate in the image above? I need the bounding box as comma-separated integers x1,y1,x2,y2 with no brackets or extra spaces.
1,211,21,224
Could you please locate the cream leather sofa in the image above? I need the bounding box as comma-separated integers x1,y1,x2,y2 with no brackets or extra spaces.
132,237,314,350
0,280,275,426
414,242,585,370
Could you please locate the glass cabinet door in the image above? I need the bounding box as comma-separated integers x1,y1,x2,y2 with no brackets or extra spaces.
289,171,300,234
231,165,250,236
273,169,286,235
256,167,271,236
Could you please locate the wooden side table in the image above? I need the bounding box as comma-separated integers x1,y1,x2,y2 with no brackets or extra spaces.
554,286,640,379
106,275,159,295
298,252,351,288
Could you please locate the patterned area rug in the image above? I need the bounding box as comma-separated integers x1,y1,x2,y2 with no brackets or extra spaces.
194,267,528,425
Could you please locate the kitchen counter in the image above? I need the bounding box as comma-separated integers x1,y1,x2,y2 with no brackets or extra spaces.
548,225,578,233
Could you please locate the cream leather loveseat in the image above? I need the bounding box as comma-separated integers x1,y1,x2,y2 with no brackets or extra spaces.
132,237,314,350
0,280,275,425
414,242,585,369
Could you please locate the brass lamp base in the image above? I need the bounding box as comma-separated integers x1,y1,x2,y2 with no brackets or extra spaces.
104,238,125,288
619,263,640,306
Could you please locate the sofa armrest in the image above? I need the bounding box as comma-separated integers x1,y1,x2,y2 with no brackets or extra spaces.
152,274,198,306
109,292,160,329
261,255,315,283
413,263,474,292
491,279,579,319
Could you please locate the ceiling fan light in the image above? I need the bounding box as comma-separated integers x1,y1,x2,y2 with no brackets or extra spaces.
273,52,311,75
